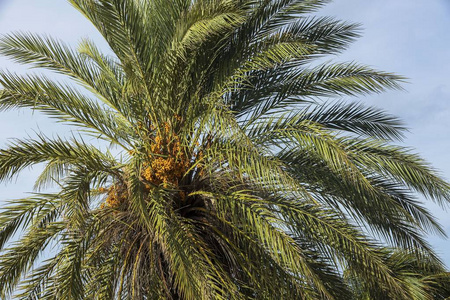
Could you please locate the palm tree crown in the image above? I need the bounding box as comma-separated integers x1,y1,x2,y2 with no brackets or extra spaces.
0,0,449,299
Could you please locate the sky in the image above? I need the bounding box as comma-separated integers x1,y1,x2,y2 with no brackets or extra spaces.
0,0,449,265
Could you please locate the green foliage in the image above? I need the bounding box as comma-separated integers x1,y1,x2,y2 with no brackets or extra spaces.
0,0,449,299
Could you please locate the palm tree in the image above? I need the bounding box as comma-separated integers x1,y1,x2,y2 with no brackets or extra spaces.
0,0,449,299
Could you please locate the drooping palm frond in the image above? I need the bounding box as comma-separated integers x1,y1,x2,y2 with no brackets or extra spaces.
344,248,450,300
0,0,449,299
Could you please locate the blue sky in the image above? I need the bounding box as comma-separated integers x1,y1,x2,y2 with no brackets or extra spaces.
0,0,449,265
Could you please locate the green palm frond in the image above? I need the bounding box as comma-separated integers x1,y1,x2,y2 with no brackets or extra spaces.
0,135,119,180
0,72,132,145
